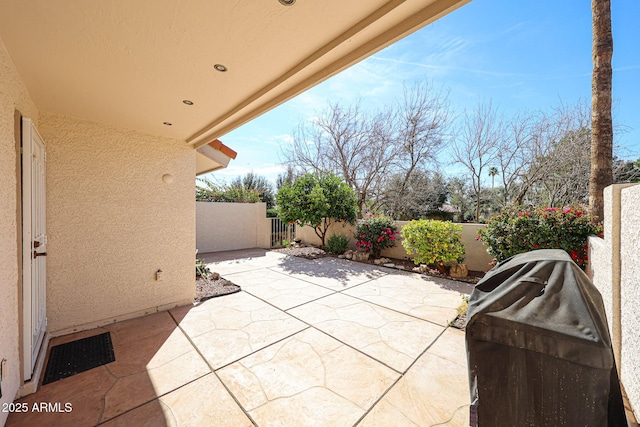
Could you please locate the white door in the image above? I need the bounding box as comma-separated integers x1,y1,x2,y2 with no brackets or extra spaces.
22,117,47,382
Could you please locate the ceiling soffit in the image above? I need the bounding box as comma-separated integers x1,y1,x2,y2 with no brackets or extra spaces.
0,0,470,145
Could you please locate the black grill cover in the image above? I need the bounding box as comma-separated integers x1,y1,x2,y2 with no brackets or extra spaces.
466,249,627,426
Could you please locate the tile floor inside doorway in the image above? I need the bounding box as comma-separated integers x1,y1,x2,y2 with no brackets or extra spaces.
7,249,471,427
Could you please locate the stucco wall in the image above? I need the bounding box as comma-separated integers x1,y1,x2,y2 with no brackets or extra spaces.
589,183,640,417
295,221,355,251
587,236,612,334
39,113,195,334
296,221,493,272
0,38,39,423
620,184,640,413
196,202,270,253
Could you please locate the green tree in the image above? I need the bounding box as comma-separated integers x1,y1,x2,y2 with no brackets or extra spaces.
613,156,640,183
276,165,296,190
488,167,498,188
230,172,275,208
447,176,473,222
382,170,448,220
196,177,260,203
276,173,358,247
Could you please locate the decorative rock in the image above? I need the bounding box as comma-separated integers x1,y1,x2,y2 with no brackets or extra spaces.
338,255,345,259
449,263,469,278
396,265,405,270
412,264,429,273
211,272,220,280
373,259,383,265
345,253,353,260
383,263,395,268
352,251,370,262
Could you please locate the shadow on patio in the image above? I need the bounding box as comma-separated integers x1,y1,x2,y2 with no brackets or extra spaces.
8,249,470,426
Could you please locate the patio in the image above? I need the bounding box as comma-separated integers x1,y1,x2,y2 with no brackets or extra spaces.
7,249,471,427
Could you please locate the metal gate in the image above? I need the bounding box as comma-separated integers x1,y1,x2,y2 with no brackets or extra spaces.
270,218,295,247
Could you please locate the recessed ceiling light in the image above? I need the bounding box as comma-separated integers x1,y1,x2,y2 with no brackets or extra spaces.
279,0,295,5
163,122,172,126
214,64,228,72
183,100,194,105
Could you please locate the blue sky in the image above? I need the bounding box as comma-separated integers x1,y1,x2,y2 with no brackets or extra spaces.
208,0,640,185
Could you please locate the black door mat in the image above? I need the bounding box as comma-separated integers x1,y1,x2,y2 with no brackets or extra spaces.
43,332,115,385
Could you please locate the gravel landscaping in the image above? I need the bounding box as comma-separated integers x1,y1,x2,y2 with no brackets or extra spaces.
195,276,241,302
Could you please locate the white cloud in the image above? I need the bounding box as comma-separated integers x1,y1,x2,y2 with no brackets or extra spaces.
269,133,294,145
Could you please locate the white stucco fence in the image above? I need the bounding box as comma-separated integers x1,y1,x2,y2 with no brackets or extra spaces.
196,202,271,253
588,183,640,416
195,203,493,273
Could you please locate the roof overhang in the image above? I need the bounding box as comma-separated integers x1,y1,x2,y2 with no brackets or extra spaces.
0,0,470,147
196,139,238,176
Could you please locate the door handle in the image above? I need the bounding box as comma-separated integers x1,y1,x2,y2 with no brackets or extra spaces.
33,251,47,258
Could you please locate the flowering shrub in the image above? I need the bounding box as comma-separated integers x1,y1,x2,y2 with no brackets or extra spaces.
401,220,465,268
355,214,399,257
477,205,602,269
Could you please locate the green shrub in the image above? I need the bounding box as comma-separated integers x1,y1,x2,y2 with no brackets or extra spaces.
477,205,602,269
325,233,350,254
196,258,210,278
401,220,465,266
457,295,469,316
355,214,399,258
266,208,279,218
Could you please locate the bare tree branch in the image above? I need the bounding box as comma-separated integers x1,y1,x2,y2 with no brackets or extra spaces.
282,81,452,214
451,100,503,220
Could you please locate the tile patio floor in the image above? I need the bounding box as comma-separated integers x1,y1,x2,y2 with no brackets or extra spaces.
7,249,472,427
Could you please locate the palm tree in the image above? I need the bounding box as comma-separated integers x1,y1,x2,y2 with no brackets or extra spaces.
589,0,613,222
488,167,498,189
